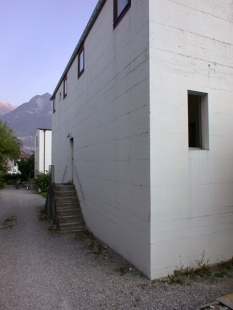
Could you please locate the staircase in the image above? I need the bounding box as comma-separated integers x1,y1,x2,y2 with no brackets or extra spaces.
54,184,85,232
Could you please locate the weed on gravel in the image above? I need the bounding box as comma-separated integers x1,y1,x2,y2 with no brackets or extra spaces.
75,229,108,256
38,207,60,236
167,254,233,285
75,229,135,276
38,208,47,221
1,215,17,229
75,230,233,286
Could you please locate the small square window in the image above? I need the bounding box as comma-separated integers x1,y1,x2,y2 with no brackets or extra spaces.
114,0,131,26
188,91,209,149
63,77,67,98
78,47,84,77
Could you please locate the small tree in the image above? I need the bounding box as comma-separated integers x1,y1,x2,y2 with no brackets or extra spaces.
17,153,34,181
0,120,21,173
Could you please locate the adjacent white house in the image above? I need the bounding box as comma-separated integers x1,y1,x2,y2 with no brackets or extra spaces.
7,150,30,175
34,128,52,175
51,0,233,279
7,159,20,174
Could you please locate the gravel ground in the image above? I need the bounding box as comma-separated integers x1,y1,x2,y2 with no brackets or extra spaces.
0,185,232,310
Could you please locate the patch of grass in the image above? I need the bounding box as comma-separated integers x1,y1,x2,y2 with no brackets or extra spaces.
167,253,212,285
96,243,103,254
75,229,92,242
138,283,148,289
218,258,233,271
38,208,47,221
48,225,60,235
38,207,60,236
115,266,128,276
133,297,141,307
194,252,211,278
158,254,233,286
1,215,17,229
37,191,48,199
168,269,184,285
75,229,104,256
88,237,95,251
213,272,225,278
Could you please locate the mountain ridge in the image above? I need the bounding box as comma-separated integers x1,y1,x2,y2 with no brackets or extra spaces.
0,93,52,153
0,101,17,116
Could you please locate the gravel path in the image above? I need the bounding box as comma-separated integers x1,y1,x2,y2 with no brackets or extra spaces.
0,185,232,310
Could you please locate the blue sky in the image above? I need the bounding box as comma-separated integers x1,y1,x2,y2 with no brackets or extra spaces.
0,0,99,106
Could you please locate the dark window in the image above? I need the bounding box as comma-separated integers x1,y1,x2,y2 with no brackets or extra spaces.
188,94,201,148
114,0,131,26
188,92,209,149
53,97,56,113
78,47,84,77
63,77,67,98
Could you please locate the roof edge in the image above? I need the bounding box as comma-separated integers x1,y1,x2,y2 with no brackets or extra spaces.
51,0,107,100
36,128,52,131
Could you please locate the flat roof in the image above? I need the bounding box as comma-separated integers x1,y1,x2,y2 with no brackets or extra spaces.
36,128,52,131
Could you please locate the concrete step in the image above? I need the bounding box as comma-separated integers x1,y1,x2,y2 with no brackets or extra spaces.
59,215,84,224
59,222,85,232
54,190,77,197
53,184,85,232
57,208,82,217
55,197,79,204
56,202,80,210
54,184,75,191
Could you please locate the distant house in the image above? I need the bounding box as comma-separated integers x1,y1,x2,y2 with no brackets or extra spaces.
7,159,19,175
51,0,233,279
7,150,30,174
34,128,52,175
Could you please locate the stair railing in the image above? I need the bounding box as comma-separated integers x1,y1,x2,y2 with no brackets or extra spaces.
44,165,58,225
61,165,68,184
74,166,85,200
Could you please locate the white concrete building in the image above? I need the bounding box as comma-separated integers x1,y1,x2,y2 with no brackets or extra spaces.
51,0,233,279
34,128,52,175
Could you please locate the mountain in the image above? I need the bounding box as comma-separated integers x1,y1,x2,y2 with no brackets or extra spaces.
0,101,17,116
0,93,52,153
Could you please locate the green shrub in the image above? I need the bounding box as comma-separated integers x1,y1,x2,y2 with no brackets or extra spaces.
34,171,50,192
6,179,16,185
2,173,21,184
1,173,21,186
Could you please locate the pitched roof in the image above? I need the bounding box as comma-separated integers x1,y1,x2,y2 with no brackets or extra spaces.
19,150,30,159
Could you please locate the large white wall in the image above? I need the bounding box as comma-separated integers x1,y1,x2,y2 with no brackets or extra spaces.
149,0,233,278
52,0,151,277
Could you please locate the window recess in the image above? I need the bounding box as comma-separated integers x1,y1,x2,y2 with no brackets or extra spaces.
114,0,131,27
78,47,84,78
53,97,56,113
188,91,209,150
63,77,67,98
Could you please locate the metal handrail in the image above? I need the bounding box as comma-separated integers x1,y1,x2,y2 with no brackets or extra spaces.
74,166,85,200
61,165,68,184
44,165,58,226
